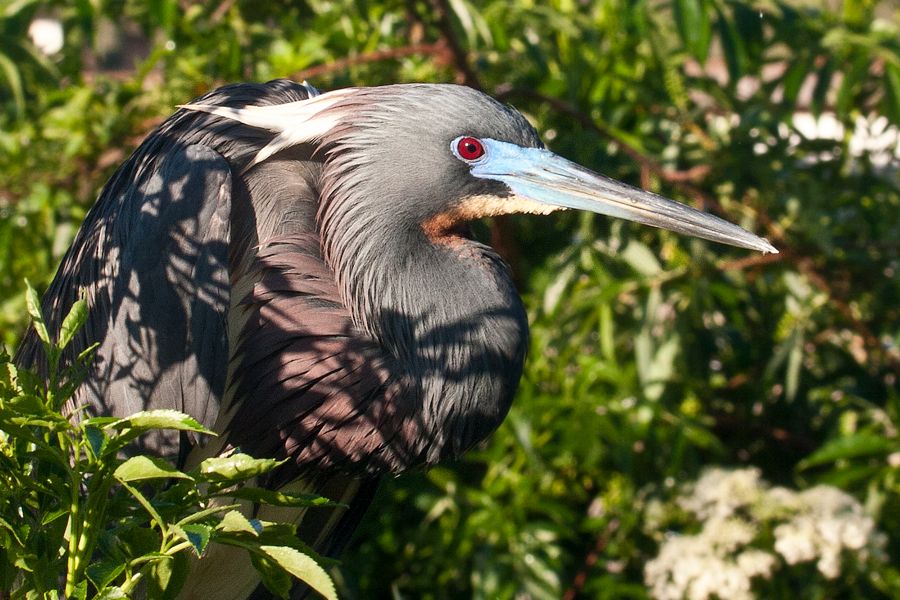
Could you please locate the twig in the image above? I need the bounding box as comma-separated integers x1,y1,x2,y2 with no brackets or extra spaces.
210,0,237,24
718,251,785,271
562,518,620,600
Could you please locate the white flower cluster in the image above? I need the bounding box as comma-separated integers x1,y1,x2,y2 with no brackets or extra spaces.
677,467,766,520
773,485,884,579
645,519,776,600
644,468,885,600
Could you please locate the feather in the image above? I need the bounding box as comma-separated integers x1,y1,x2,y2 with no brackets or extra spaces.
179,87,359,166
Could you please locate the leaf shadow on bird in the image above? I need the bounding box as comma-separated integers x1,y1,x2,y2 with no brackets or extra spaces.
15,79,776,598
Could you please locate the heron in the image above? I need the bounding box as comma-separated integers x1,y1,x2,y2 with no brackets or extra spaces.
17,79,775,598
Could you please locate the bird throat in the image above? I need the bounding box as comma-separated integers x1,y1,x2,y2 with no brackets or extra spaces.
321,210,529,464
421,193,559,242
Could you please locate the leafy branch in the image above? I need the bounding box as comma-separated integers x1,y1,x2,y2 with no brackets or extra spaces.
0,283,339,599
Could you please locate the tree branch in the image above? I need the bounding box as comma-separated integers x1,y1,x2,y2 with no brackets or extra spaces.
562,518,620,600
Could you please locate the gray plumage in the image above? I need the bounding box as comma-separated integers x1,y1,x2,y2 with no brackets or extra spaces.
17,79,775,598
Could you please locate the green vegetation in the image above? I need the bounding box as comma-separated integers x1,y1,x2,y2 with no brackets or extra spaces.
1,0,898,598
0,284,339,598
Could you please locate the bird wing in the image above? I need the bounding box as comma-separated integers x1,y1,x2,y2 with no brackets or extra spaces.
17,79,417,597
183,232,411,600
215,235,417,479
17,142,233,458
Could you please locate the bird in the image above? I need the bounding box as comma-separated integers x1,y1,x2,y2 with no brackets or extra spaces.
16,79,776,598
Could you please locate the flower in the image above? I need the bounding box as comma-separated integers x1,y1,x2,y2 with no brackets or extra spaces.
646,468,886,598
773,485,881,579
644,528,776,600
679,467,764,520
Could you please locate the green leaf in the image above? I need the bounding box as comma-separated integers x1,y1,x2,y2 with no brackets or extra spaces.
799,433,895,470
818,464,883,489
114,455,194,483
621,242,661,277
8,393,45,414
76,341,100,364
177,523,213,556
785,328,803,403
174,503,242,529
197,453,284,483
24,280,49,346
82,416,121,427
95,587,128,600
106,410,214,435
148,551,189,599
0,52,25,116
217,510,262,536
251,551,292,599
0,516,25,547
258,545,338,600
40,508,69,527
86,560,126,592
811,58,834,117
9,414,67,429
542,263,576,314
84,425,107,457
70,579,88,600
715,5,745,82
57,298,87,350
674,0,711,62
782,57,810,107
3,0,42,19
220,488,337,508
835,55,867,115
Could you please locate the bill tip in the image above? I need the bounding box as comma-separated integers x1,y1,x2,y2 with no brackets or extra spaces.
761,239,779,255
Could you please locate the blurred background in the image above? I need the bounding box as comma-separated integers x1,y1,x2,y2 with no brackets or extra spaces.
1,0,898,597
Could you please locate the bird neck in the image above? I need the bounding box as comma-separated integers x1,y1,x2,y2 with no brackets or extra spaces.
320,211,528,464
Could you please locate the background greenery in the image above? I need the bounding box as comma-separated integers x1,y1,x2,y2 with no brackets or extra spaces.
1,0,898,597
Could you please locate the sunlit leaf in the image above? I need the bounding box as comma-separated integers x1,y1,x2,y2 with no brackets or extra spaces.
114,455,194,483
799,434,895,470
57,298,87,350
220,488,337,508
23,280,49,346
258,545,338,600
106,410,213,435
251,552,292,599
217,510,262,536
197,453,283,483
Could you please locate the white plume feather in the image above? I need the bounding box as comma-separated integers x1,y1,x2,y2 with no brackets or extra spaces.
179,87,358,166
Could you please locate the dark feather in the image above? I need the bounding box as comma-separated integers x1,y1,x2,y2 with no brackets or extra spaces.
17,79,534,598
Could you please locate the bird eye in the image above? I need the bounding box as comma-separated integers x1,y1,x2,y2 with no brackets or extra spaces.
455,136,485,161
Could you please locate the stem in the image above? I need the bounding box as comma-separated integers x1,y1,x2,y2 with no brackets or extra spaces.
164,540,194,555
63,443,82,598
119,571,143,595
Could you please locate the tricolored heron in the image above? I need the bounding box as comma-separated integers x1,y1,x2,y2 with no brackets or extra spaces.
17,80,775,598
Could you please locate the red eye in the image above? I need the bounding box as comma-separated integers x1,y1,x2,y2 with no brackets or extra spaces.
456,136,485,161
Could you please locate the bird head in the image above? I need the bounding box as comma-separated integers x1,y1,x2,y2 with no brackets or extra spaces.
183,82,777,254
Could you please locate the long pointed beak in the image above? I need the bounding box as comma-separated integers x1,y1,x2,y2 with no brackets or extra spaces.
472,140,777,254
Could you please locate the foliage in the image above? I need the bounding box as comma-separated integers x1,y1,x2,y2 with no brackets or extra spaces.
0,284,338,598
0,0,898,598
